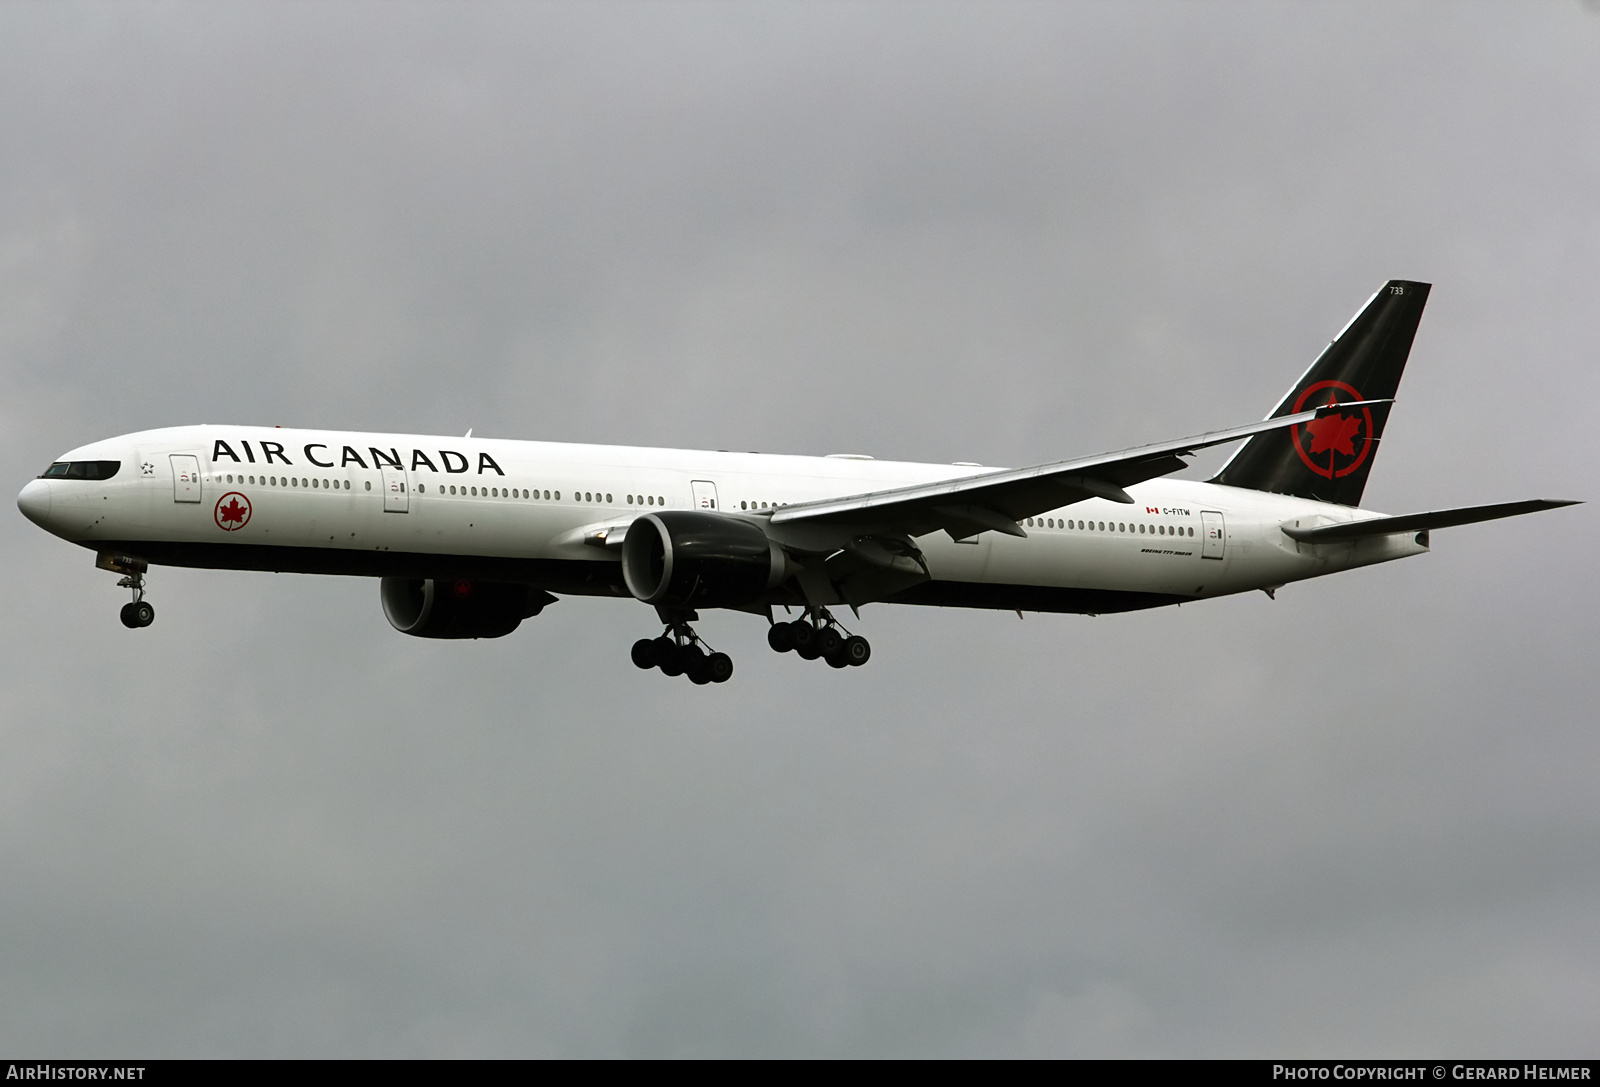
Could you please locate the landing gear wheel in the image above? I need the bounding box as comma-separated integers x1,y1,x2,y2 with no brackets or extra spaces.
782,609,870,670
113,562,153,629
816,626,843,657
631,638,656,669
791,621,820,659
654,637,684,676
683,645,711,684
842,635,871,667
637,611,734,685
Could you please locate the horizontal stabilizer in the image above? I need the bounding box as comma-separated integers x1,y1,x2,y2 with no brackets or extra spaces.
1281,499,1579,542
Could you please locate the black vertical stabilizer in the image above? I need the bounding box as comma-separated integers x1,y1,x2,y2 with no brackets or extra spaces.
1211,280,1430,506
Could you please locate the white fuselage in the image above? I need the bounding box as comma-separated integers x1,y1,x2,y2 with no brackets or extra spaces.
19,424,1428,612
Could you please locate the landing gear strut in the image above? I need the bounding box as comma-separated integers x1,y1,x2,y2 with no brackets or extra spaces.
632,610,733,684
101,552,154,629
767,608,870,668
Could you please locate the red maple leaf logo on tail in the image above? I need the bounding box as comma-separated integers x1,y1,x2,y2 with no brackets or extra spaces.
1302,393,1364,457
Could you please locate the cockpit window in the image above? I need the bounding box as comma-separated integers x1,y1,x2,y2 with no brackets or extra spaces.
40,460,121,481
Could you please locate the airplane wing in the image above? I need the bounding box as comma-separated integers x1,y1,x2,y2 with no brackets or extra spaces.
1280,499,1579,543
768,401,1389,541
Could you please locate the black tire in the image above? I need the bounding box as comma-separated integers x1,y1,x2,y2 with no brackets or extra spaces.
843,636,871,667
825,652,849,669
631,638,656,669
706,652,734,684
816,626,843,657
655,637,684,676
790,622,817,654
681,645,708,683
119,602,139,629
132,601,155,627
767,623,794,653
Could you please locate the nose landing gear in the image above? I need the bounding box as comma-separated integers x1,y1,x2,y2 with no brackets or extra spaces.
119,598,155,629
99,552,154,629
632,611,733,684
767,608,870,668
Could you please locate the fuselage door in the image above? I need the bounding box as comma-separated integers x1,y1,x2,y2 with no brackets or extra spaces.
691,480,719,511
1201,510,1226,559
382,466,409,513
170,454,202,503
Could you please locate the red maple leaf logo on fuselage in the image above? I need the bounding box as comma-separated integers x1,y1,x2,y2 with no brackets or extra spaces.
214,492,252,530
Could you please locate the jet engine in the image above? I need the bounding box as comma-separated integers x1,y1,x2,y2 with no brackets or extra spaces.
621,511,791,609
380,578,552,639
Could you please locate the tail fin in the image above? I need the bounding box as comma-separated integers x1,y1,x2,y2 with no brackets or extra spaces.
1211,280,1430,506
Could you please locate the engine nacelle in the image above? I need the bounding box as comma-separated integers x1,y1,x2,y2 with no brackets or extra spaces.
380,578,551,639
621,511,790,609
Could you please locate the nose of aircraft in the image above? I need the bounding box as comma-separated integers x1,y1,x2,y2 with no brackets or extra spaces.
17,478,52,527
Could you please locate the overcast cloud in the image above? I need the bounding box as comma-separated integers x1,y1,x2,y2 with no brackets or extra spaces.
1,0,1596,1057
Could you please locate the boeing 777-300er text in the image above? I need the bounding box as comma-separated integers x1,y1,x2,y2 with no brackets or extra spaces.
17,280,1578,683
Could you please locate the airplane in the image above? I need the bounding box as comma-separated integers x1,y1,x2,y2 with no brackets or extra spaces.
16,280,1577,684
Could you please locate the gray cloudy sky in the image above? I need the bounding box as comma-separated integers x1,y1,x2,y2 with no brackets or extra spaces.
2,0,1597,1057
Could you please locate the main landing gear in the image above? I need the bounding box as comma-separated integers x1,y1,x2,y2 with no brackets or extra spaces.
767,608,870,669
631,613,734,685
